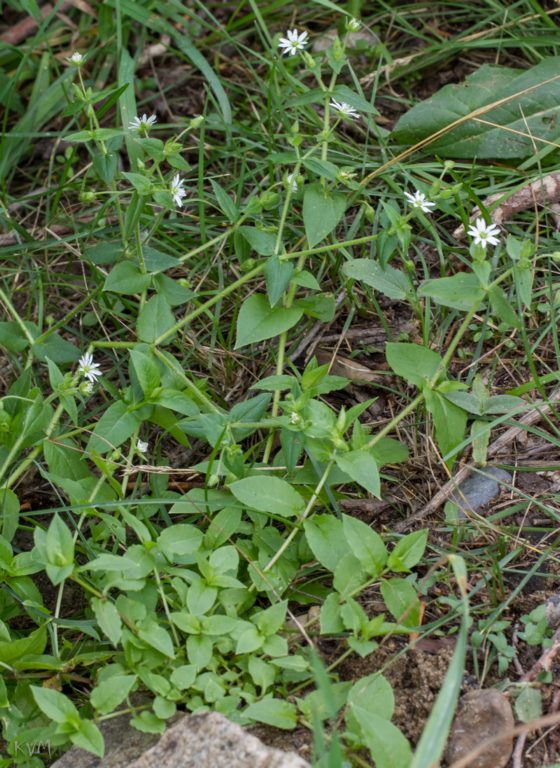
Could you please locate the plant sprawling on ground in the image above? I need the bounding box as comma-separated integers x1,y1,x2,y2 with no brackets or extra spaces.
2,1,560,766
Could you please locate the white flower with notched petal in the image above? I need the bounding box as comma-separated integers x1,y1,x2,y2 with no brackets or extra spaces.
467,217,500,249
347,17,361,32
404,190,436,213
77,352,102,383
170,174,186,207
128,114,157,132
67,52,84,65
278,29,309,56
330,99,360,120
137,439,149,454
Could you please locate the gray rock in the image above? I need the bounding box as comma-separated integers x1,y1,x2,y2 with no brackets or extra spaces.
445,689,514,768
50,711,310,768
448,467,512,520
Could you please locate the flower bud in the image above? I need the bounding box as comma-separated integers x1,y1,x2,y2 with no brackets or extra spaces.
189,115,204,130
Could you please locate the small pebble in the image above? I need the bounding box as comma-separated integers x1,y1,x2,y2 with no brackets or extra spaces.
448,467,512,521
445,689,514,768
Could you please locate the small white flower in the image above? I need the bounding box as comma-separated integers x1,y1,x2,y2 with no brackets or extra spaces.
80,381,94,395
137,439,149,454
467,217,501,249
330,99,360,120
170,174,186,207
287,173,299,193
289,412,300,425
278,29,309,56
128,113,157,132
67,52,84,65
404,190,436,213
347,17,361,32
77,352,102,383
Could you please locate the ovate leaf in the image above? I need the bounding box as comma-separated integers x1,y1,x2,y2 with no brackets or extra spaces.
392,59,560,159
235,294,302,348
303,183,346,247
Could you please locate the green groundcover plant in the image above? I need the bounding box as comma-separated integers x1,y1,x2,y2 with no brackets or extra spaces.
0,6,551,767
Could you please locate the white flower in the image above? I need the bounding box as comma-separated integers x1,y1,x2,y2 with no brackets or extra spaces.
404,190,436,213
128,113,157,132
287,173,299,193
77,352,102,383
347,17,361,32
289,412,300,425
67,52,84,65
330,99,360,119
170,174,186,207
467,217,501,249
137,439,149,454
278,29,309,56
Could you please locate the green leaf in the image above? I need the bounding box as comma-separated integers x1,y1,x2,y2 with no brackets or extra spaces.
392,59,560,159
170,665,197,690
91,598,122,647
347,673,395,721
335,449,381,498
235,295,303,349
418,273,486,311
0,626,47,664
388,530,428,573
104,262,151,294
244,698,298,730
344,259,410,300
142,247,180,273
138,620,175,658
304,515,350,573
137,294,175,344
71,719,105,757
87,400,140,455
45,514,74,584
91,675,137,715
211,179,238,223
122,171,151,194
303,183,346,247
515,686,542,723
265,255,294,307
350,706,412,768
488,285,520,328
31,333,81,364
380,578,421,627
129,349,160,397
229,476,305,518
297,293,336,322
157,524,203,557
31,686,78,723
256,600,288,636
424,388,467,467
238,226,277,256
386,343,443,387
0,488,19,543
342,514,387,576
